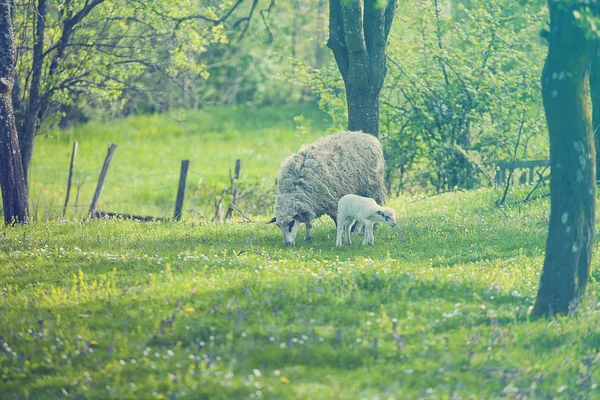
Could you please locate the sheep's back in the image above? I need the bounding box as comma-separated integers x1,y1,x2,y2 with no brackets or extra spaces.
276,131,386,217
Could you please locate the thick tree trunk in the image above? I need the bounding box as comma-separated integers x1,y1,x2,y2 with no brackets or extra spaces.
327,0,396,137
0,0,29,224
591,47,600,180
18,0,47,184
346,85,379,136
532,2,596,317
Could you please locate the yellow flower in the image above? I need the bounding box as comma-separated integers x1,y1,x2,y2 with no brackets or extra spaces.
280,377,290,384
185,307,194,312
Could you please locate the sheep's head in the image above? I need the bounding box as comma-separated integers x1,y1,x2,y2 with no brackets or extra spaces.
267,195,315,246
373,207,397,228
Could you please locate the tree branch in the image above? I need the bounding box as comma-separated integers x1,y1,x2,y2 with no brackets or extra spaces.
340,0,367,58
327,0,349,81
259,0,275,44
232,0,260,41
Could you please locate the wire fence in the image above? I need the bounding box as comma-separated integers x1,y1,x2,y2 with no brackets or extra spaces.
25,146,275,222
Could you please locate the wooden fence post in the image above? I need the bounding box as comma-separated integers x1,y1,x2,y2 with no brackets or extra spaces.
89,143,117,216
173,160,190,221
225,159,241,220
62,141,78,217
529,167,535,184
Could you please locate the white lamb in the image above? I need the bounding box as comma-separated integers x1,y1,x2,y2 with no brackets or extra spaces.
336,194,396,247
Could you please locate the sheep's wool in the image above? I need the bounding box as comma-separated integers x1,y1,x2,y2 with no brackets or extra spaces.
275,131,387,223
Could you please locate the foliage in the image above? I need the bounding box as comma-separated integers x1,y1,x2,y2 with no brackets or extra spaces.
296,0,550,193
10,0,554,194
178,0,331,109
383,0,548,191
11,0,235,125
2,188,600,398
286,57,347,130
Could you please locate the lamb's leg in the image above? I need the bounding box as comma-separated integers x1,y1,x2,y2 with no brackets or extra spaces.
336,214,345,247
362,221,374,246
353,221,364,236
304,221,312,241
344,219,353,244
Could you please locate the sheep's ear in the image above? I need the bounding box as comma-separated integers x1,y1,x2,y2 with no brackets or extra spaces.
375,211,384,216
295,212,312,222
267,217,277,224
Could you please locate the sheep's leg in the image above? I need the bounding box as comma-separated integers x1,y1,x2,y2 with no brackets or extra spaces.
329,214,337,227
369,223,375,246
353,221,364,236
336,214,345,247
304,221,312,241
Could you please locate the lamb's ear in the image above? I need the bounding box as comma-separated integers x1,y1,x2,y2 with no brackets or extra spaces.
375,211,384,216
267,217,277,224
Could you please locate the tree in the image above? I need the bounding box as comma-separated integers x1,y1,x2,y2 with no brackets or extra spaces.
0,0,29,224
591,50,600,178
531,1,599,317
327,0,397,137
11,0,254,183
383,0,546,191
18,0,48,184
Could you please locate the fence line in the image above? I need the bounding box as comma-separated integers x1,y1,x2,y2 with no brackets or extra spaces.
25,141,274,222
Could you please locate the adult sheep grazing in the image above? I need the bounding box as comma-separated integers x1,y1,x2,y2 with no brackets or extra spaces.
268,131,387,246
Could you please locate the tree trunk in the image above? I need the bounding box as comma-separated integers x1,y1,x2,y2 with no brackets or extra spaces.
20,0,104,183
0,0,29,224
532,1,596,317
591,46,600,180
327,0,396,137
18,0,47,183
346,85,379,136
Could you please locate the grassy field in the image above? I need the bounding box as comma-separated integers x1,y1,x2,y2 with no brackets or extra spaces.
2,107,600,399
28,104,332,220
2,186,600,399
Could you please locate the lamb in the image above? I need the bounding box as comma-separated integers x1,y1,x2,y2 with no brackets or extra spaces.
336,194,396,247
268,131,387,246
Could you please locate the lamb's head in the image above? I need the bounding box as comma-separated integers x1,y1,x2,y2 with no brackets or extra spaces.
267,194,315,246
373,207,396,228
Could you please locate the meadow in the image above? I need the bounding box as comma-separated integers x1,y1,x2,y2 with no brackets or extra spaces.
28,104,331,220
2,107,600,399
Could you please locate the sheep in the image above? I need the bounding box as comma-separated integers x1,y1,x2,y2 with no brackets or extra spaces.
336,194,396,247
268,131,387,246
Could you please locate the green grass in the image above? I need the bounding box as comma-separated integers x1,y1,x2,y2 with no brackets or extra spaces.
29,104,332,220
2,187,600,399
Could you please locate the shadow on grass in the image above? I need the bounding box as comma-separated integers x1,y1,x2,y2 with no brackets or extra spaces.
20,260,531,358
1,241,544,400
